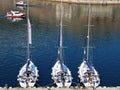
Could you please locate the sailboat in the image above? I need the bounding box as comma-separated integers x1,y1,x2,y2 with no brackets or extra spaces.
16,0,27,6
51,0,72,88
17,0,39,88
78,1,100,90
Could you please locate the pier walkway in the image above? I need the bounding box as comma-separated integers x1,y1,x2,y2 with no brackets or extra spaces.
44,0,120,4
0,87,120,90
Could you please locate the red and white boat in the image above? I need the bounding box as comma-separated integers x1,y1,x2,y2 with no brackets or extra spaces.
6,10,25,18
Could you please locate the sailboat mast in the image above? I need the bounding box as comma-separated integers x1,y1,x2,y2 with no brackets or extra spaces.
86,0,91,60
27,0,29,19
27,0,31,61
59,0,63,62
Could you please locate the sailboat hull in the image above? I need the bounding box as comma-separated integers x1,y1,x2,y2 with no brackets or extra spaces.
78,60,100,88
51,60,72,88
17,61,39,88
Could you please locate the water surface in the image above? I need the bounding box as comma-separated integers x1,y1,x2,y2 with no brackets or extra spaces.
0,0,120,87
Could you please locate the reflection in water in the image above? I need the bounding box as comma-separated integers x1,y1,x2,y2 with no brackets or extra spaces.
16,6,26,10
0,0,120,87
82,5,113,17
56,3,72,20
7,17,24,22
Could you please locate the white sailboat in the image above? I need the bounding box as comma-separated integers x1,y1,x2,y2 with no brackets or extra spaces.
51,0,72,88
17,0,39,88
78,1,100,90
16,0,27,6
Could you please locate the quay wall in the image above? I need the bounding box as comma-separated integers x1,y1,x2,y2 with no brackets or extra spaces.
35,0,120,5
0,87,120,90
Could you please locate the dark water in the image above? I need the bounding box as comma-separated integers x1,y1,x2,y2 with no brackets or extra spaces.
0,0,120,87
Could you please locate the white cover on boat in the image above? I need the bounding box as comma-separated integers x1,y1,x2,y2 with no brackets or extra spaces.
51,60,72,88
17,60,39,88
78,60,100,88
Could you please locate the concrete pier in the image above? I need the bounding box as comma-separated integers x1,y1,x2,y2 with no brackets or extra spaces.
29,0,120,5
0,87,120,90
43,0,120,5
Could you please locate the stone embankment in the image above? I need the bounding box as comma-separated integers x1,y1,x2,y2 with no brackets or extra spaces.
44,0,120,4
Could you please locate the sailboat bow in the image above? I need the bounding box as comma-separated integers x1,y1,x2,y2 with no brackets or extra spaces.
17,60,39,88
78,59,100,88
51,59,72,88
